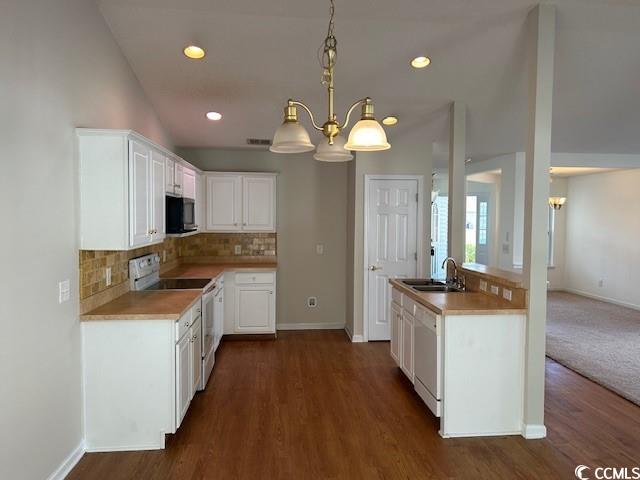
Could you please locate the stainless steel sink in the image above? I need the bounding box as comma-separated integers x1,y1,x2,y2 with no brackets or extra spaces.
412,285,464,293
401,279,447,287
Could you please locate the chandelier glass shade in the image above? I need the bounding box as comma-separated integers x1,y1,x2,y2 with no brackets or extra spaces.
270,0,389,159
548,197,567,210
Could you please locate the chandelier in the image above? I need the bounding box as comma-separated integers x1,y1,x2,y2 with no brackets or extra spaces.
270,0,390,161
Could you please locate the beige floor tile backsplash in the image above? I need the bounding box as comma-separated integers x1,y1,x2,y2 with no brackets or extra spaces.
79,233,276,300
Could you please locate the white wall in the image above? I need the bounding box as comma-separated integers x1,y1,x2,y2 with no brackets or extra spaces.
347,130,433,338
0,1,170,479
178,148,348,329
564,169,640,308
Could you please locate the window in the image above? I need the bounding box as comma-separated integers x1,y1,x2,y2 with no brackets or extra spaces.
478,201,488,246
547,206,556,266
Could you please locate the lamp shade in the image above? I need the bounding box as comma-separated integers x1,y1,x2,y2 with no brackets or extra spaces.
270,121,315,153
344,119,390,151
548,197,567,210
314,135,354,162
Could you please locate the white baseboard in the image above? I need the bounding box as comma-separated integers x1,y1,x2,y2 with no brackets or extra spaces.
351,334,365,343
46,441,85,480
277,322,345,331
85,442,163,453
562,288,640,312
522,424,547,439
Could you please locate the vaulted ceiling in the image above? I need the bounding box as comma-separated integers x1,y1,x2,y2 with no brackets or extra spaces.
98,0,640,161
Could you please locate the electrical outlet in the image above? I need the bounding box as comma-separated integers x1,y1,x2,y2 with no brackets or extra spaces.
598,279,604,288
58,280,70,304
316,244,324,255
234,245,242,255
105,267,112,287
307,297,318,308
503,288,512,301
502,243,510,254
490,285,500,295
480,280,488,292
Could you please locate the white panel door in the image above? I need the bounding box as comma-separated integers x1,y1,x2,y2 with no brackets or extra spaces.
175,333,192,428
206,175,242,231
366,179,419,340
165,157,175,194
235,287,274,333
150,150,166,243
183,168,196,200
242,175,275,231
129,140,151,248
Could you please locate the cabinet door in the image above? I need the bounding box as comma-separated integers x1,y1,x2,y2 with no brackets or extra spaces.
175,333,192,428
242,175,275,231
235,286,274,333
183,168,196,200
206,174,242,231
390,302,402,366
165,157,175,194
174,163,184,196
129,140,152,248
150,150,166,242
401,311,415,383
191,318,202,395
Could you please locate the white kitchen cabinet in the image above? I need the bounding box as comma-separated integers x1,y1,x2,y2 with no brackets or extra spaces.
206,174,242,231
242,175,276,231
183,167,196,200
191,316,202,397
175,327,192,428
401,310,415,383
78,129,195,250
205,173,276,232
223,270,276,334
165,156,175,194
174,162,184,197
390,302,402,367
129,139,152,248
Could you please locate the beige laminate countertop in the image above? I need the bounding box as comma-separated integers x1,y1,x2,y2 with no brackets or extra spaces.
80,290,202,321
81,262,278,321
389,279,526,316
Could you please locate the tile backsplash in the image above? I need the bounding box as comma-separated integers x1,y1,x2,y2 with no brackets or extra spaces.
79,233,276,300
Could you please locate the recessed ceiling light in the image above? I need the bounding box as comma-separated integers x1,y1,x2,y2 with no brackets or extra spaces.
382,116,398,126
205,111,222,121
410,56,431,69
183,45,205,59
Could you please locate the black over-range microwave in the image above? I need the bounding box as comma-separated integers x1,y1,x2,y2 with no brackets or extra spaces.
166,196,197,234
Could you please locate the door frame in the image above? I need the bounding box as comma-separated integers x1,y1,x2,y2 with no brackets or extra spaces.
363,174,425,342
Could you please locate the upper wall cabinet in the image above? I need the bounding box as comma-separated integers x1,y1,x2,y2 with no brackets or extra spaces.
183,168,196,200
166,157,185,197
205,173,276,233
78,129,192,250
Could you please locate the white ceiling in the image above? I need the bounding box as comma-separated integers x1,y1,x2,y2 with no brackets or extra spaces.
98,0,640,159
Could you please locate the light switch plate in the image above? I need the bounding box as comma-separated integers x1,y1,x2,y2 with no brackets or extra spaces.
234,245,242,255
58,280,70,304
105,267,112,286
490,285,500,295
503,288,512,301
316,244,324,255
480,280,488,291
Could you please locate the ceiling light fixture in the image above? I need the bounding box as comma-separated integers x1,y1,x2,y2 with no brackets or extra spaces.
411,56,431,69
183,45,205,59
270,0,390,159
549,197,567,210
382,116,398,126
205,111,222,121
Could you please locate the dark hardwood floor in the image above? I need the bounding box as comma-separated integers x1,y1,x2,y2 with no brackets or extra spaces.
68,330,640,479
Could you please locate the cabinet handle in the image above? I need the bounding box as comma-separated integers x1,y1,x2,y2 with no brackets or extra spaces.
185,322,190,327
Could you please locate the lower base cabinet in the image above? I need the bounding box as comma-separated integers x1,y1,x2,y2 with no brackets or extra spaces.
83,300,204,452
390,302,402,366
224,271,276,334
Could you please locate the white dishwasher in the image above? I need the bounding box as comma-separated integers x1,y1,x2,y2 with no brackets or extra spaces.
414,307,442,417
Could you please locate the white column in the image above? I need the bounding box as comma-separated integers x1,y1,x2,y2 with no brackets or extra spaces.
522,3,556,439
448,101,466,263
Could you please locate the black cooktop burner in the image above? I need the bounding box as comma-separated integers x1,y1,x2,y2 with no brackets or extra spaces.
146,278,212,290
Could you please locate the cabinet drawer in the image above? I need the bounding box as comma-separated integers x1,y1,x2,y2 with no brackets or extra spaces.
176,310,193,341
391,287,403,307
235,272,275,285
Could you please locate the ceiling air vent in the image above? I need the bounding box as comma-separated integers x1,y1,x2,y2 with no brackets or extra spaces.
246,138,272,146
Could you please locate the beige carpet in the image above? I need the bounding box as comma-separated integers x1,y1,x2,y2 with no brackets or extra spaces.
546,291,640,405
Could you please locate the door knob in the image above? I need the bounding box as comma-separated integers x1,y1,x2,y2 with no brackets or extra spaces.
369,265,382,271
